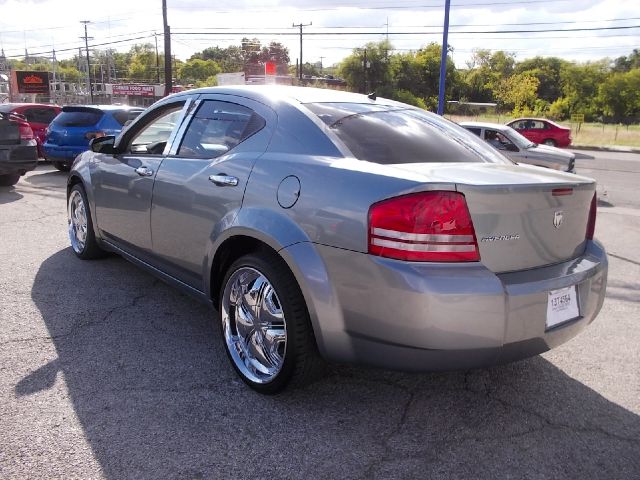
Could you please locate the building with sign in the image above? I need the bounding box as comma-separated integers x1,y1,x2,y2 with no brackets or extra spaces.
106,84,164,107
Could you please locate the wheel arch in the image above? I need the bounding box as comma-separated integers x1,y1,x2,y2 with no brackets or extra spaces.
207,224,336,360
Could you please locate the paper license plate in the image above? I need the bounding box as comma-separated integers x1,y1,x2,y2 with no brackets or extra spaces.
546,285,580,329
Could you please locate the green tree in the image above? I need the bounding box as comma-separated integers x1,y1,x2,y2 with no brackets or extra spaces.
514,56,567,103
494,73,540,114
461,49,515,102
178,58,221,84
597,68,640,122
126,44,159,82
338,41,393,94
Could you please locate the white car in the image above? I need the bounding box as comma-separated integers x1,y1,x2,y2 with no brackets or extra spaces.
460,121,575,172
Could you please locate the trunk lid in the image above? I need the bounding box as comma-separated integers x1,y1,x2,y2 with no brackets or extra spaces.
390,162,595,273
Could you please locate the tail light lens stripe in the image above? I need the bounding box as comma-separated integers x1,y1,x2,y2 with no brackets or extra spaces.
371,238,477,253
371,227,475,244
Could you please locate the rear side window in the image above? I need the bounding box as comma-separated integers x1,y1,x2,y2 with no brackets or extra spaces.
178,100,265,158
23,108,58,124
54,110,102,127
306,103,509,165
465,127,482,136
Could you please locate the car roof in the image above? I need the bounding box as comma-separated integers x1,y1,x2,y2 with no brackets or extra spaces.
179,85,398,107
509,117,567,129
62,104,143,111
459,121,510,132
0,103,60,111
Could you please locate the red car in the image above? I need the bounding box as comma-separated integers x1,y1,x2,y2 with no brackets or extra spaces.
506,118,572,148
0,103,61,158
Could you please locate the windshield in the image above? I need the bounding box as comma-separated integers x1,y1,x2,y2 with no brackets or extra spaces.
306,102,511,165
503,126,536,149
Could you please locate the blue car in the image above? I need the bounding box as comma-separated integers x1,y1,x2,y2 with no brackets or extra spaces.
43,105,143,171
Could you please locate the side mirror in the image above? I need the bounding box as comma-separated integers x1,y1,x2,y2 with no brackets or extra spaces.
89,135,118,154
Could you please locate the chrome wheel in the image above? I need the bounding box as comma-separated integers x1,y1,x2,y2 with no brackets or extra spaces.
221,266,287,384
68,189,88,254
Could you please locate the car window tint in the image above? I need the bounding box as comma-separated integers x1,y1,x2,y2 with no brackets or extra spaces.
307,103,509,164
112,109,143,126
54,110,102,127
465,127,481,136
130,105,184,154
532,121,545,129
177,101,265,158
23,108,58,124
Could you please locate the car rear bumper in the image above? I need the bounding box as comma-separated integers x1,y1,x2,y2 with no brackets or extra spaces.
0,144,38,175
284,239,607,370
43,145,86,163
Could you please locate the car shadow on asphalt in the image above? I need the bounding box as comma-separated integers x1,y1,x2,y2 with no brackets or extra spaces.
26,249,640,479
0,186,23,204
573,152,595,160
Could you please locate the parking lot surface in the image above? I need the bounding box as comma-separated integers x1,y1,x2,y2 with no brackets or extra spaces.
1,151,639,479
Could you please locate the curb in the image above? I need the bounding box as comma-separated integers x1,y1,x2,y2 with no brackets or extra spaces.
570,144,640,154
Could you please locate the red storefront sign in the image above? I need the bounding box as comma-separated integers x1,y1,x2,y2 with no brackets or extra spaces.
112,84,156,97
14,71,50,94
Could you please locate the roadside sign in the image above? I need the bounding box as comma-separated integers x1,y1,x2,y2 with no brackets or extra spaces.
571,114,585,124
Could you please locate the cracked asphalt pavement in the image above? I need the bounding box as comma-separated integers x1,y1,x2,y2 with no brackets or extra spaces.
1,153,639,479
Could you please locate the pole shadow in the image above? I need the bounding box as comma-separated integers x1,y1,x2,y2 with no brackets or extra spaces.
27,249,640,479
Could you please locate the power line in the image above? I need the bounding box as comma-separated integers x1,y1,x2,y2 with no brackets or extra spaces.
171,24,640,36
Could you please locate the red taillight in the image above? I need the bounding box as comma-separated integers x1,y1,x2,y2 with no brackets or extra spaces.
368,191,480,262
586,192,597,240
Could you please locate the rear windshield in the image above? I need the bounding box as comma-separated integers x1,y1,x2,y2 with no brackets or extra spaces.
53,110,103,127
306,102,509,165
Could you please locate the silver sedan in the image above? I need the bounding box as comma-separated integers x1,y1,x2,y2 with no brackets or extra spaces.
67,86,607,393
460,121,576,172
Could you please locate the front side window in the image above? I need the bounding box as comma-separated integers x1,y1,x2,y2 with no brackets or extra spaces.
178,101,265,158
306,102,511,165
129,105,184,154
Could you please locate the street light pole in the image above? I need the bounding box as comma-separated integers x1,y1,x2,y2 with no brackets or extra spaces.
437,0,451,115
163,0,172,96
80,20,94,104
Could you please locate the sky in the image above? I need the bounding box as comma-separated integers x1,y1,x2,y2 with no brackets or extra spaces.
0,0,638,71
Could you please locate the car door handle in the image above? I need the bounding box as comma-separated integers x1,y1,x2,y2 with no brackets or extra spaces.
135,166,154,177
209,174,239,187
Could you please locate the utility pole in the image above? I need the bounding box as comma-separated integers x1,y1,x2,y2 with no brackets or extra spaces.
80,20,94,104
163,0,172,96
437,0,451,115
154,32,160,84
51,48,57,104
319,56,325,74
292,21,311,81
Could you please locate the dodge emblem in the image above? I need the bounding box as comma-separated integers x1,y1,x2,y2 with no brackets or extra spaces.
553,210,564,228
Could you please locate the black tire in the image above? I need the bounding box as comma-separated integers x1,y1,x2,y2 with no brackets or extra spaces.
67,184,106,260
542,139,557,147
219,250,325,394
53,161,70,172
0,174,20,187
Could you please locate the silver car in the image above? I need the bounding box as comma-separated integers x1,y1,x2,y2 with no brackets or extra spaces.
67,86,607,393
460,121,576,172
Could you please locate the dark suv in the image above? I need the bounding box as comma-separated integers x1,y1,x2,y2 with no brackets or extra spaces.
43,105,143,171
0,111,38,186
